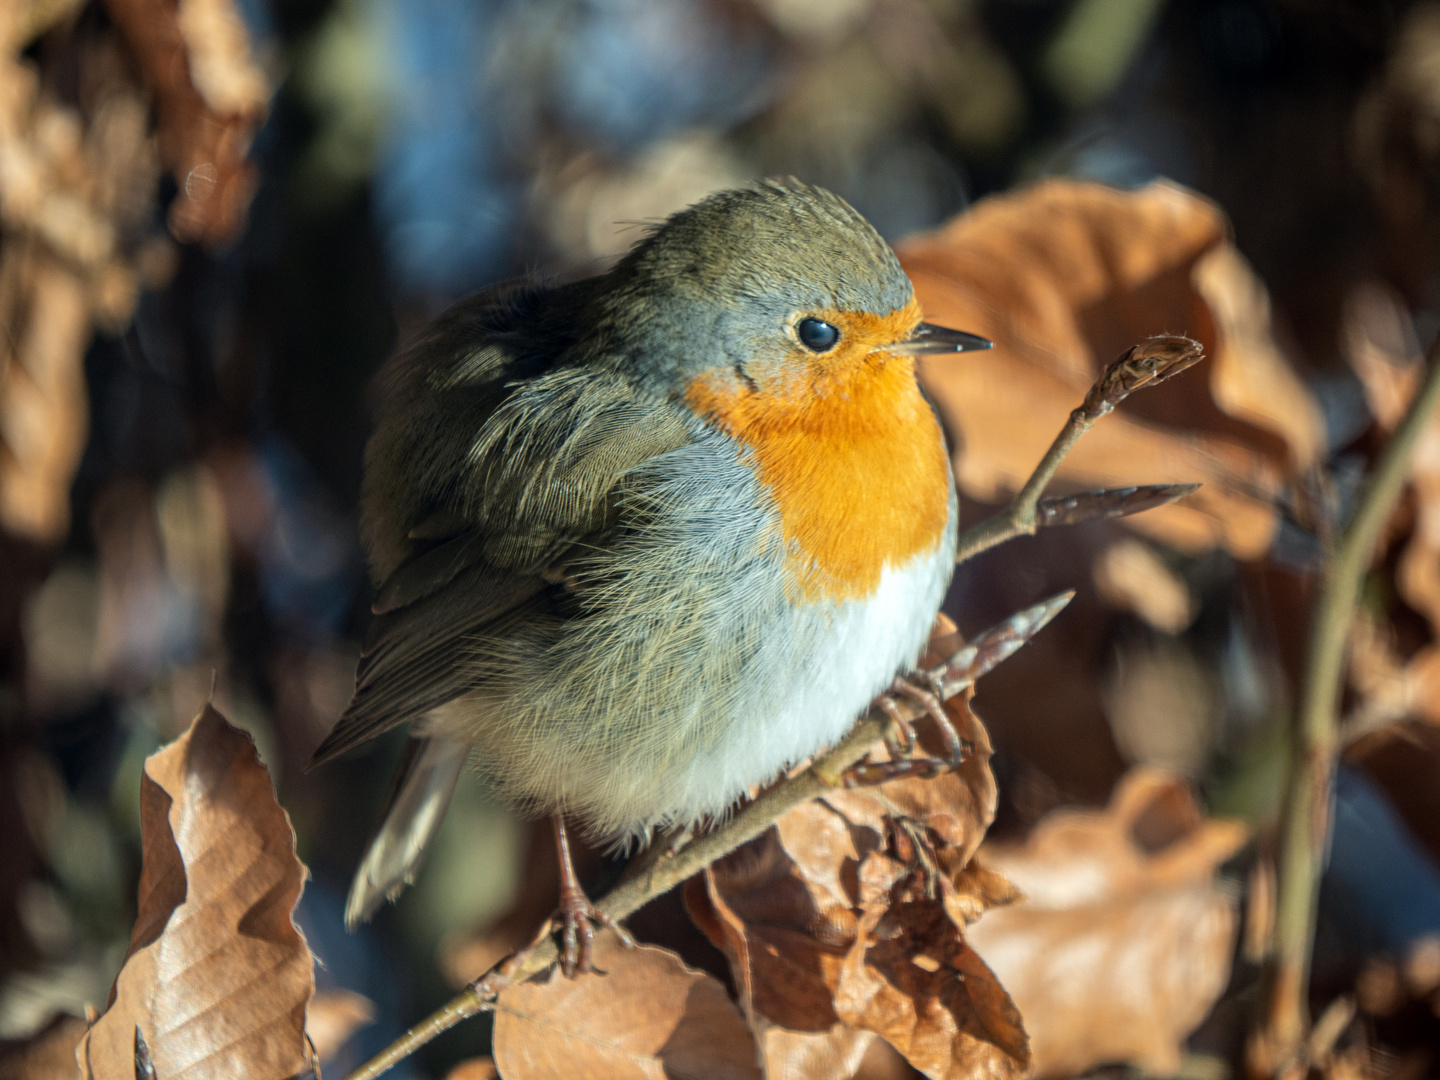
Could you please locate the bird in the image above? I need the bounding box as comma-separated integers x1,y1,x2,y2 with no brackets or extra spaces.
309,178,991,972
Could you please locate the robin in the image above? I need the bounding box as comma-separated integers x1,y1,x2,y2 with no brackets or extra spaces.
310,178,991,972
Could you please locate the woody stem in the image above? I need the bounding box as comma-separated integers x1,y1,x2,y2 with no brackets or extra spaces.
952,334,1204,565
1254,328,1440,1071
951,403,1097,563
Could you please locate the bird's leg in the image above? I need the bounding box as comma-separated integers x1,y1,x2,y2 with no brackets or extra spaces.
550,813,634,977
842,675,971,786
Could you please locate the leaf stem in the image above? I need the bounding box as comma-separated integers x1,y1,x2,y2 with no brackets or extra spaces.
1255,330,1440,1071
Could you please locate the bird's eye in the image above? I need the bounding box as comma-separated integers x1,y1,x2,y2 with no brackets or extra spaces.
797,318,840,352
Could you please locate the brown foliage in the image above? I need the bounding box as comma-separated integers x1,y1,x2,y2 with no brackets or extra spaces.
966,769,1247,1077
902,178,1323,559
76,704,315,1080
492,933,762,1080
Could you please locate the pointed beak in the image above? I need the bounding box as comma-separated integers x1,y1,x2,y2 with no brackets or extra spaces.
886,323,993,356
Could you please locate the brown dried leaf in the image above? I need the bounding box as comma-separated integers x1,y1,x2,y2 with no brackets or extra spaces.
834,853,1029,1080
900,178,1324,559
0,1014,87,1080
750,1020,876,1080
1093,537,1197,634
966,768,1247,1077
492,933,761,1080
76,703,314,1080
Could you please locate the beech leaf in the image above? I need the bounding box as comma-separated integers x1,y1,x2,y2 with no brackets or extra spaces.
966,768,1247,1077
492,933,762,1080
901,178,1324,559
76,703,314,1080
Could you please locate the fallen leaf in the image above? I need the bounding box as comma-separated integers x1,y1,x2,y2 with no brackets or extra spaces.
0,250,91,543
75,703,314,1080
0,1014,87,1080
492,932,762,1080
966,768,1246,1077
900,178,1323,559
305,989,375,1066
833,852,1029,1080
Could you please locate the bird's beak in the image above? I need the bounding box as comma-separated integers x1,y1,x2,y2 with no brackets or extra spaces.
886,323,993,356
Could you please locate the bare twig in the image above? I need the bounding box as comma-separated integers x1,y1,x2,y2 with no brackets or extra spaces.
1253,329,1440,1074
953,335,1205,564
340,592,1073,1080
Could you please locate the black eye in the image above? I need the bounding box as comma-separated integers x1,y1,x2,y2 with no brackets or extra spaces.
797,318,840,352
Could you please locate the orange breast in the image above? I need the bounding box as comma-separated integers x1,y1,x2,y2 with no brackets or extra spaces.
685,302,951,602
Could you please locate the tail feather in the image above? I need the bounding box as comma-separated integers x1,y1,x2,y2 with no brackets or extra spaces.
345,735,467,929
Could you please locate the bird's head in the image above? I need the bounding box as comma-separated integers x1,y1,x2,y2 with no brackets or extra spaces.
584,178,990,403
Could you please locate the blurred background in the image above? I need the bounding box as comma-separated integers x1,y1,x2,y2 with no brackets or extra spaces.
4,0,1440,1076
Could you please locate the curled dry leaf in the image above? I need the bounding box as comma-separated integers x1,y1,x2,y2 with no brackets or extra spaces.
491,932,761,1080
900,178,1324,559
834,853,1028,1080
76,704,314,1080
0,1013,87,1080
965,768,1247,1078
686,616,1030,1080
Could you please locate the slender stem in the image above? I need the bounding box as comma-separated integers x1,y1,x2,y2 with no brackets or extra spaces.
1258,334,1440,1069
952,335,1203,564
952,405,1096,563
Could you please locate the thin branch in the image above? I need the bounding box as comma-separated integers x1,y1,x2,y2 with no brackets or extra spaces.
340,592,1073,1080
953,335,1205,564
1254,329,1440,1073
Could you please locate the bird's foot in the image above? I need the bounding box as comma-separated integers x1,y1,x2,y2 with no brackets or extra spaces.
843,675,971,787
549,880,635,978
546,813,634,978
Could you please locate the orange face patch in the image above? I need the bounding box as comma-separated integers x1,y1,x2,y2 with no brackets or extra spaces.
685,298,951,602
